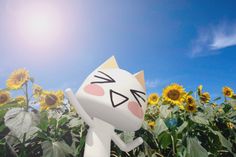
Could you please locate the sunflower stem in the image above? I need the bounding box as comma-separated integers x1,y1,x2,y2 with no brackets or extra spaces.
171,134,176,156
25,83,29,112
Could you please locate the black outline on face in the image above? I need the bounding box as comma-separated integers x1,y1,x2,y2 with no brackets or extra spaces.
91,71,115,84
110,89,129,108
130,89,146,107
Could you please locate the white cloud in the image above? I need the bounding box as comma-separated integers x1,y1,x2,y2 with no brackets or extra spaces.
146,79,162,89
190,22,236,57
145,78,172,89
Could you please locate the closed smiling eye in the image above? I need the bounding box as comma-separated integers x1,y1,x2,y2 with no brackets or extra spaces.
110,89,129,108
130,89,146,107
91,71,115,84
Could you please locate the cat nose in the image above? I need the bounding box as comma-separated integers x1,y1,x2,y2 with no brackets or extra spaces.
128,101,143,119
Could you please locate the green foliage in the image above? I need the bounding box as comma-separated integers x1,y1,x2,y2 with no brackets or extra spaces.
0,69,236,157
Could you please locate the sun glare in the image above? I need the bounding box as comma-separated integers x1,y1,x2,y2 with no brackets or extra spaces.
16,3,64,47
5,0,73,65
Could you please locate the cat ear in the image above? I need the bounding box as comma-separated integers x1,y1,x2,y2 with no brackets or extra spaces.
134,70,146,91
98,56,119,69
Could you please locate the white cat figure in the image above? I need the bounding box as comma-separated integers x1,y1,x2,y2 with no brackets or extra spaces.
65,56,147,157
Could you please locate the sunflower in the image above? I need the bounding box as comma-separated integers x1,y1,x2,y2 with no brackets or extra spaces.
218,108,223,113
6,68,30,90
200,92,210,103
162,83,185,106
148,93,159,105
148,121,156,129
0,91,11,106
222,86,234,97
226,122,234,129
40,90,64,110
15,96,27,106
185,95,195,105
211,103,217,108
197,85,203,96
33,84,43,98
185,102,197,113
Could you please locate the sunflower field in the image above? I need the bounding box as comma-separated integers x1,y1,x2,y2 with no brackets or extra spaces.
0,69,236,157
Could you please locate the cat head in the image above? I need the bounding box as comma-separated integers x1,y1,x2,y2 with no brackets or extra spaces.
76,56,147,131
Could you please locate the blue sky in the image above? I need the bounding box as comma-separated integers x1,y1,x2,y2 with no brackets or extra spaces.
0,0,236,99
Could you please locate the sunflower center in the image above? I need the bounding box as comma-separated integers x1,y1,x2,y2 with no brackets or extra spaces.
200,95,207,102
188,105,194,111
0,94,8,104
167,90,180,100
151,96,158,101
45,94,57,106
14,74,26,84
187,98,193,104
225,90,231,96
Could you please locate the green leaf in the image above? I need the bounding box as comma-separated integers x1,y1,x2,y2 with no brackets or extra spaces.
38,111,49,131
4,108,40,140
0,119,6,132
136,128,158,149
154,118,168,136
209,129,232,153
49,118,57,128
159,105,171,119
191,113,209,125
121,131,135,143
58,116,68,127
37,131,49,140
187,137,208,157
30,77,35,83
158,131,171,149
68,118,83,128
187,91,193,95
213,97,221,101
41,140,73,157
77,136,86,155
177,121,188,134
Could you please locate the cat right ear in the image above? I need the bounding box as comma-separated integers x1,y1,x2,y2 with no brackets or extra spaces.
97,56,119,69
134,70,146,91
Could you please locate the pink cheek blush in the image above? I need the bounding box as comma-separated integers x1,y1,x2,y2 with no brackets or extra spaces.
128,101,144,119
84,84,104,96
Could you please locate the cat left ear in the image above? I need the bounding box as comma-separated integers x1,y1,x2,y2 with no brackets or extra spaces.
98,56,119,69
134,70,146,91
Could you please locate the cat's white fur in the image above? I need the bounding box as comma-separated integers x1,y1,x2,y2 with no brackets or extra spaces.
66,56,147,157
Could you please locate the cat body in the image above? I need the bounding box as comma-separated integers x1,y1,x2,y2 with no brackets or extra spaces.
66,56,147,157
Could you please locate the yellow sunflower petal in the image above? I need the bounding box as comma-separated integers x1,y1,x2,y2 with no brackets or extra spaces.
222,86,234,97
185,95,195,105
200,92,210,103
148,93,159,105
178,104,185,110
197,85,203,96
15,96,27,106
0,91,11,106
33,84,43,98
39,90,64,110
185,103,197,113
162,83,185,106
148,121,156,129
226,122,234,129
6,68,30,90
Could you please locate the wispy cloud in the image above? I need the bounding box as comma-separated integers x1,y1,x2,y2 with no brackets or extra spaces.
146,79,164,89
190,21,236,57
146,77,177,89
